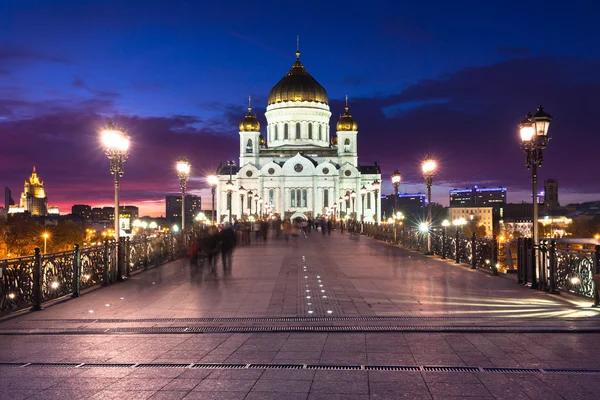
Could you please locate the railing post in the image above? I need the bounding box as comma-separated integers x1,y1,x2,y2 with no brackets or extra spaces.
517,238,523,284
102,240,110,286
441,228,446,259
116,237,125,282
31,248,42,311
144,235,149,271
471,232,477,269
455,231,460,264
72,244,81,298
125,237,131,278
492,235,498,276
549,240,559,295
530,238,538,289
591,244,600,306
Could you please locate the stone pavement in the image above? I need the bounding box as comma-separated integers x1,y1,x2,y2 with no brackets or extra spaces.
2,231,600,399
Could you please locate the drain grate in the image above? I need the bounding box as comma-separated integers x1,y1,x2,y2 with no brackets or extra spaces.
136,363,191,368
0,362,26,367
191,363,246,369
483,367,540,374
423,366,481,372
28,362,81,367
544,369,600,374
82,363,136,368
306,364,362,370
248,364,304,369
365,366,420,371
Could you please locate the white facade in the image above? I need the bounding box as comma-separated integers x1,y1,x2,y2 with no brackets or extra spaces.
216,52,381,222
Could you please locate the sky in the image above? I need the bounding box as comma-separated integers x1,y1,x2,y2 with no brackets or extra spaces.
1,0,599,217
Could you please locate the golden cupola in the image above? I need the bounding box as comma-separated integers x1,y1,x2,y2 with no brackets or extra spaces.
336,96,358,131
239,97,260,132
267,51,328,105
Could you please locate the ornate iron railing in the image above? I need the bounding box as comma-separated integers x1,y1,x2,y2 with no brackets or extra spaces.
555,249,595,298
0,233,185,315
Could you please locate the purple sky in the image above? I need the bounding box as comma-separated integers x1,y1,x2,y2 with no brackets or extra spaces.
2,1,599,217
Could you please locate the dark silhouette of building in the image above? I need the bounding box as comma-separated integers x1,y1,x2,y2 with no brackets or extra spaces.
450,186,506,207
166,195,202,227
382,193,426,220
544,179,559,209
72,204,92,219
4,186,14,211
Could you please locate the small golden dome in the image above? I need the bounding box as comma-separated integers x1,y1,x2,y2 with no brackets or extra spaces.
267,52,328,105
330,135,338,146
259,134,266,146
239,97,260,132
336,97,358,131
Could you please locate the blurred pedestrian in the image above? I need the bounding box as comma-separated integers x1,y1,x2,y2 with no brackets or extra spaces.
219,224,237,274
327,219,333,236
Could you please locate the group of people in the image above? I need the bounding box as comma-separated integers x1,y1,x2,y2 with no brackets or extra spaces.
188,225,237,276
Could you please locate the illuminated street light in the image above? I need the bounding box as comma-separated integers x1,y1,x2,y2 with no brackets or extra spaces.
176,157,191,232
172,224,180,232
360,185,367,222
149,221,158,229
239,186,247,219
519,105,552,290
226,179,234,224
372,179,381,224
100,120,129,282
421,154,437,254
42,232,49,254
391,169,402,215
419,222,429,233
350,190,356,220
254,193,259,217
207,175,218,224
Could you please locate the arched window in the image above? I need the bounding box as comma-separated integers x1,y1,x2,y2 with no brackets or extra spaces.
274,125,278,141
302,189,307,207
296,189,302,208
367,193,371,209
319,125,322,141
308,123,313,139
246,139,253,153
296,123,301,139
269,189,274,205
290,190,295,207
284,123,289,139
344,138,351,153
324,189,329,208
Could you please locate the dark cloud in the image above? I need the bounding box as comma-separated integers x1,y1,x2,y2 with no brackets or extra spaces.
496,46,532,57
0,47,69,64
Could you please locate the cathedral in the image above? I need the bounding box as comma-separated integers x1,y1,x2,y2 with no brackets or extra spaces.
215,49,381,222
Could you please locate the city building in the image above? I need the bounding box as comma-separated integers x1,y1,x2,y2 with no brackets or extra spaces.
382,193,426,220
166,195,202,227
544,179,559,209
449,206,495,237
9,167,49,216
4,187,14,211
72,204,92,219
449,186,506,207
215,49,381,222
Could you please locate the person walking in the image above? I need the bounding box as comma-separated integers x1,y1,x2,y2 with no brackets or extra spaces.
219,224,237,274
327,219,333,236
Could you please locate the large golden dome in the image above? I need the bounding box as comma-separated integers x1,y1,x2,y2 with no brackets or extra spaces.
267,52,328,106
336,97,358,131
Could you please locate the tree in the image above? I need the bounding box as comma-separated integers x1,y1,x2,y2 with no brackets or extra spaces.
4,216,41,257
51,220,85,252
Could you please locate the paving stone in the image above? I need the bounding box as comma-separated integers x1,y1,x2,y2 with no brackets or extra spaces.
250,379,312,393
192,378,256,392
310,379,369,394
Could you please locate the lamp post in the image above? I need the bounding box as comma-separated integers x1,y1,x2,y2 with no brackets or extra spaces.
254,193,259,217
350,190,356,220
391,170,402,215
338,197,343,219
441,219,450,259
101,120,129,281
372,180,380,224
333,202,338,220
176,157,191,232
207,175,218,225
247,190,253,215
226,180,234,224
360,186,367,222
519,105,552,290
239,186,247,220
42,232,49,254
259,198,264,218
422,155,437,254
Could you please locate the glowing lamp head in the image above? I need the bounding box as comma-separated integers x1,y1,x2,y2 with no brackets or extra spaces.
259,198,263,204
338,197,344,203
387,217,394,224
396,212,404,219
254,193,259,200
533,105,552,137
391,169,402,185
570,276,581,285
141,222,148,229
344,195,350,201
442,220,450,227
176,157,191,177
207,175,219,187
421,155,436,176
101,123,130,154
371,179,381,192
149,221,158,229
350,190,357,199
519,113,535,143
172,224,180,232
239,186,247,196
419,222,430,233
360,185,367,196
225,180,234,192
43,232,49,239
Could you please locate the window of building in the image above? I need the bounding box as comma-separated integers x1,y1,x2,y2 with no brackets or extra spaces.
274,125,278,141
297,189,302,207
284,123,288,139
302,189,307,207
319,125,322,141
246,139,253,153
367,192,371,209
269,189,274,205
324,189,329,208
344,138,351,153
296,122,301,139
290,191,295,207
308,123,313,139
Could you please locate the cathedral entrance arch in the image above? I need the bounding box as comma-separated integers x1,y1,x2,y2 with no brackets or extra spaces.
289,212,308,222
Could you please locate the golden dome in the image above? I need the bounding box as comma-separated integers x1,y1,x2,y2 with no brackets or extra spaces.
259,134,266,146
330,135,338,146
239,97,260,132
267,52,328,105
336,96,358,131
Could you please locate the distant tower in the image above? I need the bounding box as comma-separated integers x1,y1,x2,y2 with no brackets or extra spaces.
544,179,559,209
4,186,14,211
19,166,48,215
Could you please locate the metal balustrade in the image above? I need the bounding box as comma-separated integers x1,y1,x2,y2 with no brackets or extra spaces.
0,233,187,315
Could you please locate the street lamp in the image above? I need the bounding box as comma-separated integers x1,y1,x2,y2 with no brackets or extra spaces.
333,202,338,220
259,198,264,218
254,193,259,216
101,120,129,281
519,105,552,289
226,180,234,224
422,155,437,254
350,190,356,220
371,180,380,224
239,186,247,220
176,157,191,232
207,175,218,224
391,170,402,215
360,186,367,222
338,196,344,218
42,232,49,254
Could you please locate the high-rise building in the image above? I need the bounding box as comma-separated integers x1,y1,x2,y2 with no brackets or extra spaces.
544,179,559,209
450,186,506,207
166,195,202,227
9,167,48,215
382,193,426,219
4,187,14,211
